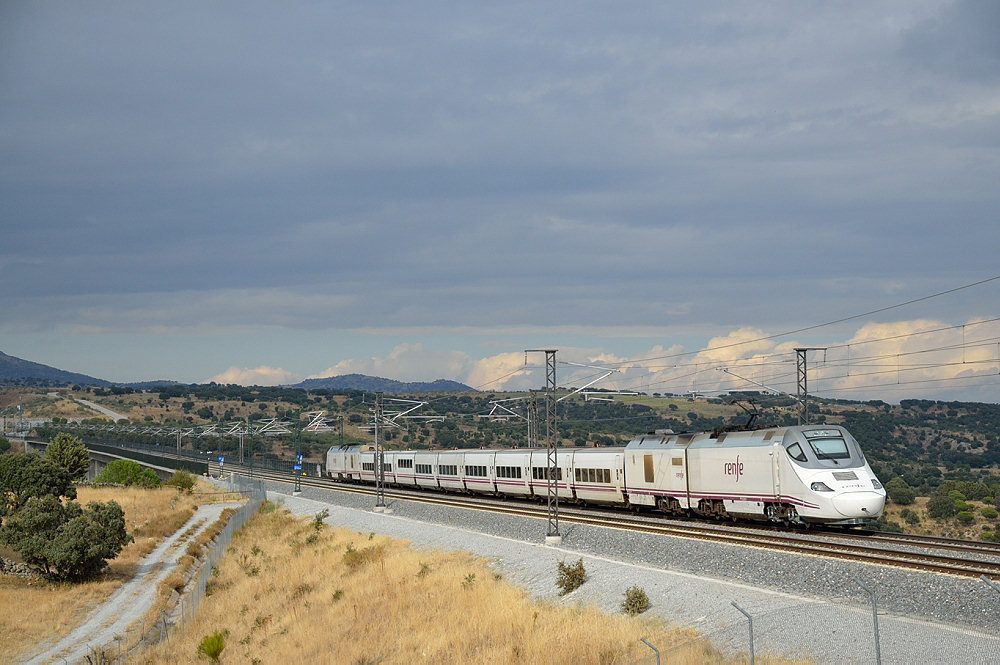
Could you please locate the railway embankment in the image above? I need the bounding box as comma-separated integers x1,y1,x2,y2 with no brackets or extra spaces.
258,477,1000,664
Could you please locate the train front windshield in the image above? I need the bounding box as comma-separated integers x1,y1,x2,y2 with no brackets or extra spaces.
807,436,851,461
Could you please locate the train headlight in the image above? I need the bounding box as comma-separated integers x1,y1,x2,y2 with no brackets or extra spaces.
810,482,834,492
872,478,883,490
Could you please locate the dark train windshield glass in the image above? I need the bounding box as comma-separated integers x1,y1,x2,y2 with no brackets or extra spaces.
808,437,850,460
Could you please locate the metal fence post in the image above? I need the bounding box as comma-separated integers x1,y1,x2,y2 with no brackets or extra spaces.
731,601,755,665
857,580,882,665
640,637,660,665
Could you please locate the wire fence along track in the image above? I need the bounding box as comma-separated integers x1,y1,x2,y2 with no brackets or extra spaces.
102,475,268,664
226,464,1000,580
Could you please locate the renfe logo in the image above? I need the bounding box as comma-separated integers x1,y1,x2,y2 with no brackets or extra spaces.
724,455,744,483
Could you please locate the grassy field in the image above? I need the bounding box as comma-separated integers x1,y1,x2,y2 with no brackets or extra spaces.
135,504,807,665
0,483,218,664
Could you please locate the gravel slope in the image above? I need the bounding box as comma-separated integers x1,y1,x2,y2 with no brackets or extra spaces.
258,479,1000,665
21,502,242,665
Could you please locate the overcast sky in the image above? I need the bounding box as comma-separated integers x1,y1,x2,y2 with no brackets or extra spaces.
2,1,998,403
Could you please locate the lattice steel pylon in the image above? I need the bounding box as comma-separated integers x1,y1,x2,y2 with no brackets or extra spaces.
795,347,826,425
373,392,386,510
526,349,560,543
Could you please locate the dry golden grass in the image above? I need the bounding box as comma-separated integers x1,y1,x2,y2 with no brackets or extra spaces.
0,483,218,664
138,507,808,665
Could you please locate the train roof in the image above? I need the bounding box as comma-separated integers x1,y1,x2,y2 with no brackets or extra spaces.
625,424,851,450
626,427,790,450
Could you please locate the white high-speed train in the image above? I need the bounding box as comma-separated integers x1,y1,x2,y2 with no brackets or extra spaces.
325,424,886,526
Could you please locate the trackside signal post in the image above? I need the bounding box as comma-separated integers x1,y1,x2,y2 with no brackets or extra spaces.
526,349,560,544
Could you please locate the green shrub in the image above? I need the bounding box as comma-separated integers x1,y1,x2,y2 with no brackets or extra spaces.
981,506,998,519
197,629,228,664
927,494,957,520
94,459,160,488
343,543,383,570
885,477,915,505
900,508,920,525
957,511,975,524
555,558,586,595
165,470,196,493
621,586,651,616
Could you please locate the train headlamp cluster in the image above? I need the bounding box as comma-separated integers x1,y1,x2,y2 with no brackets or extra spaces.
810,481,834,492
872,478,883,490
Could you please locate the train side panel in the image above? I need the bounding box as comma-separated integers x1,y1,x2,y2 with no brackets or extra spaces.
436,451,465,491
494,450,531,497
463,450,496,494
623,434,692,509
685,435,778,518
569,449,625,504
413,451,439,490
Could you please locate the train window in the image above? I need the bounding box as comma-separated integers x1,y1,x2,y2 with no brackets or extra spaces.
808,437,850,461
671,457,683,466
398,459,413,469
362,462,374,471
786,443,807,462
415,463,432,474
644,455,654,483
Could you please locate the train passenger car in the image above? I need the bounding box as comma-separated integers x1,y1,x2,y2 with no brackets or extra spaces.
392,450,417,487
436,451,465,491
623,431,692,512
413,451,439,490
528,449,574,499
462,449,496,494
568,448,626,504
326,444,368,481
493,449,531,497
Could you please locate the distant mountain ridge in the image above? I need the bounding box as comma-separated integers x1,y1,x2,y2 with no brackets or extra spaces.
0,352,472,393
293,374,472,393
0,351,110,386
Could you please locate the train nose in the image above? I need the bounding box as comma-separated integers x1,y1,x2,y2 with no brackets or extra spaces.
832,491,885,518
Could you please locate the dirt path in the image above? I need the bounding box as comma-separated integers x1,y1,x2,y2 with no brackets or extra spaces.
73,398,129,423
22,502,241,665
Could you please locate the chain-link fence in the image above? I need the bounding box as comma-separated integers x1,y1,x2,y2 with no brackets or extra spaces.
92,474,268,664
630,582,1000,664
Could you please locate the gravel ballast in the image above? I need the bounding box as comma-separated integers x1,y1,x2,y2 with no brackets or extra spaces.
246,478,1000,664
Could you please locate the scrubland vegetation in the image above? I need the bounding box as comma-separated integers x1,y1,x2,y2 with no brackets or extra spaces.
136,503,806,665
0,483,212,664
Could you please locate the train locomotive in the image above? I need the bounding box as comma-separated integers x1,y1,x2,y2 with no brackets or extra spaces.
325,424,885,526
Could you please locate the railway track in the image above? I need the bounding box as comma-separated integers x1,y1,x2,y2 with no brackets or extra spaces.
220,463,1000,580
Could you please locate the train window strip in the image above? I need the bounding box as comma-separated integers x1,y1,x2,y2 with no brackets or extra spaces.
531,467,563,481
415,463,433,474
574,468,611,483
439,464,458,476
464,465,488,477
497,466,523,479
397,458,413,469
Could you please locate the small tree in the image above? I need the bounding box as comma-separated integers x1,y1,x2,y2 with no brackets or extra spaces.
884,477,915,506
0,436,10,454
46,432,90,480
927,493,957,520
0,452,76,517
0,495,131,581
